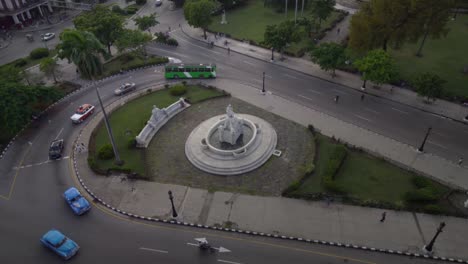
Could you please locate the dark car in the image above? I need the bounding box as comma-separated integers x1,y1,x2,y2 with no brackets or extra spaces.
49,139,64,159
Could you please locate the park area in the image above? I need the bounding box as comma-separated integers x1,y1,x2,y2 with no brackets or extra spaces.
284,133,461,216
208,0,344,56
390,14,468,99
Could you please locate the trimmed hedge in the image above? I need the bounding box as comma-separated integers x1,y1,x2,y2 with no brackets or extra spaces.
98,144,115,160
154,32,179,46
404,187,439,203
127,138,136,149
411,175,431,189
169,84,187,96
105,56,169,76
30,48,49,60
112,5,126,15
323,145,347,193
14,58,28,67
124,5,138,14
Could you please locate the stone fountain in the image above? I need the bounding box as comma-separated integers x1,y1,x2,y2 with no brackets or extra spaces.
185,104,277,175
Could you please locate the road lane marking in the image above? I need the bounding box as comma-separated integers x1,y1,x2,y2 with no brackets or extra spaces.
139,247,168,254
146,46,190,58
333,89,347,95
218,260,243,264
242,60,255,66
14,157,70,169
427,140,448,150
307,89,322,95
265,74,273,78
298,94,314,101
283,73,299,80
354,114,372,122
55,128,64,140
363,108,380,114
432,131,446,138
390,107,409,115
187,242,199,247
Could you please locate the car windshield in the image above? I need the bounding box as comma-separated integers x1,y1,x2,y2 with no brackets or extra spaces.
50,145,60,150
76,107,86,114
54,237,67,248
70,195,80,203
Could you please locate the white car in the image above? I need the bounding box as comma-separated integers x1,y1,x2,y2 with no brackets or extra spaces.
70,104,95,124
155,0,162,6
114,83,136,96
168,57,182,64
41,33,55,41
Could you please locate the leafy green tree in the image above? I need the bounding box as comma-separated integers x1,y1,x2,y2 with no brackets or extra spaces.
411,0,454,56
310,0,335,29
0,77,62,141
57,29,107,79
354,49,397,88
264,20,301,61
412,72,445,102
0,65,24,83
73,4,125,55
115,29,152,55
310,42,346,77
134,14,159,33
39,57,59,83
184,0,216,40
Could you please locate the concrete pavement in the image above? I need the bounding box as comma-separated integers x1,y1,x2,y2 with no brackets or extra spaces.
73,78,468,261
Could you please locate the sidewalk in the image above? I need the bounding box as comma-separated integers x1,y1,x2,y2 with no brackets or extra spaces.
179,21,468,123
73,78,468,260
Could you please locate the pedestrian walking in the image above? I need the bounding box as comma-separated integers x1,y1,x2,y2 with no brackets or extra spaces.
360,94,365,101
380,212,386,222
227,47,230,55
168,26,171,32
179,23,181,28
80,143,86,152
458,157,463,166
76,144,82,153
334,95,340,103
337,28,340,34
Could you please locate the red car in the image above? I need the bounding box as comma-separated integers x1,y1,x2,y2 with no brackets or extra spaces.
70,104,95,124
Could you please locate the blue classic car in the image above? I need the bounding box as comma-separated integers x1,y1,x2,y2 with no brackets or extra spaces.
40,229,79,260
63,187,91,215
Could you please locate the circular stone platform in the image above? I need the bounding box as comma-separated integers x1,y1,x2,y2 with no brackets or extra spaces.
185,114,277,175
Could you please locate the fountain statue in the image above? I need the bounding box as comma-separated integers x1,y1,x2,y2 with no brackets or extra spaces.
221,9,227,24
218,105,244,145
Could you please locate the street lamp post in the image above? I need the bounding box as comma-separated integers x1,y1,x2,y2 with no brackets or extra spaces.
262,72,266,94
417,126,432,152
168,190,178,218
95,86,123,165
424,222,446,253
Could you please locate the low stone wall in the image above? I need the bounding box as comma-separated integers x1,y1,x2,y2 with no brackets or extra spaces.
136,98,190,148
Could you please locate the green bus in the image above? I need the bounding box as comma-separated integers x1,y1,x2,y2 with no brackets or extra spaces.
164,63,217,79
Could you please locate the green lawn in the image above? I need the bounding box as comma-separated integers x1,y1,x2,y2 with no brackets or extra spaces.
390,14,468,99
90,85,224,176
291,135,451,212
101,51,167,77
208,0,343,56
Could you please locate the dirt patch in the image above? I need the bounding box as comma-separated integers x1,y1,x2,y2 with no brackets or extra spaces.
145,97,315,196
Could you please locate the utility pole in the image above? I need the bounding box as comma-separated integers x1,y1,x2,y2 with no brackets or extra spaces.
417,126,432,153
95,85,123,165
285,0,288,18
301,0,304,16
294,0,298,24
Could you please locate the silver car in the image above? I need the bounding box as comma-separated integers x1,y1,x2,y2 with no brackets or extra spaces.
41,33,55,41
114,83,136,96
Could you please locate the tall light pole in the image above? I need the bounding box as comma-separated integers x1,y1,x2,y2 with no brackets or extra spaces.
417,126,432,153
168,190,178,218
95,85,123,165
424,222,446,253
285,0,288,18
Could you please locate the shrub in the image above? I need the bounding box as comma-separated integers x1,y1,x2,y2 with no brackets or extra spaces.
119,53,135,63
127,138,137,149
30,48,49,60
404,187,438,203
424,204,444,215
169,84,187,96
411,175,431,189
124,5,138,14
166,38,179,46
98,144,115,160
112,5,126,15
282,180,302,195
136,0,146,5
14,58,28,67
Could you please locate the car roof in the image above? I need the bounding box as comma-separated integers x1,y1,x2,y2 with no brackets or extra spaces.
44,230,65,245
80,104,92,108
64,187,80,199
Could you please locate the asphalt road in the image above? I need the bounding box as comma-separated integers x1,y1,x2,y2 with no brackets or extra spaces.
1,4,466,264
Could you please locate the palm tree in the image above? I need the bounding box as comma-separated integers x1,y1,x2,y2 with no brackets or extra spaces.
134,14,159,34
57,29,107,79
40,57,59,83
